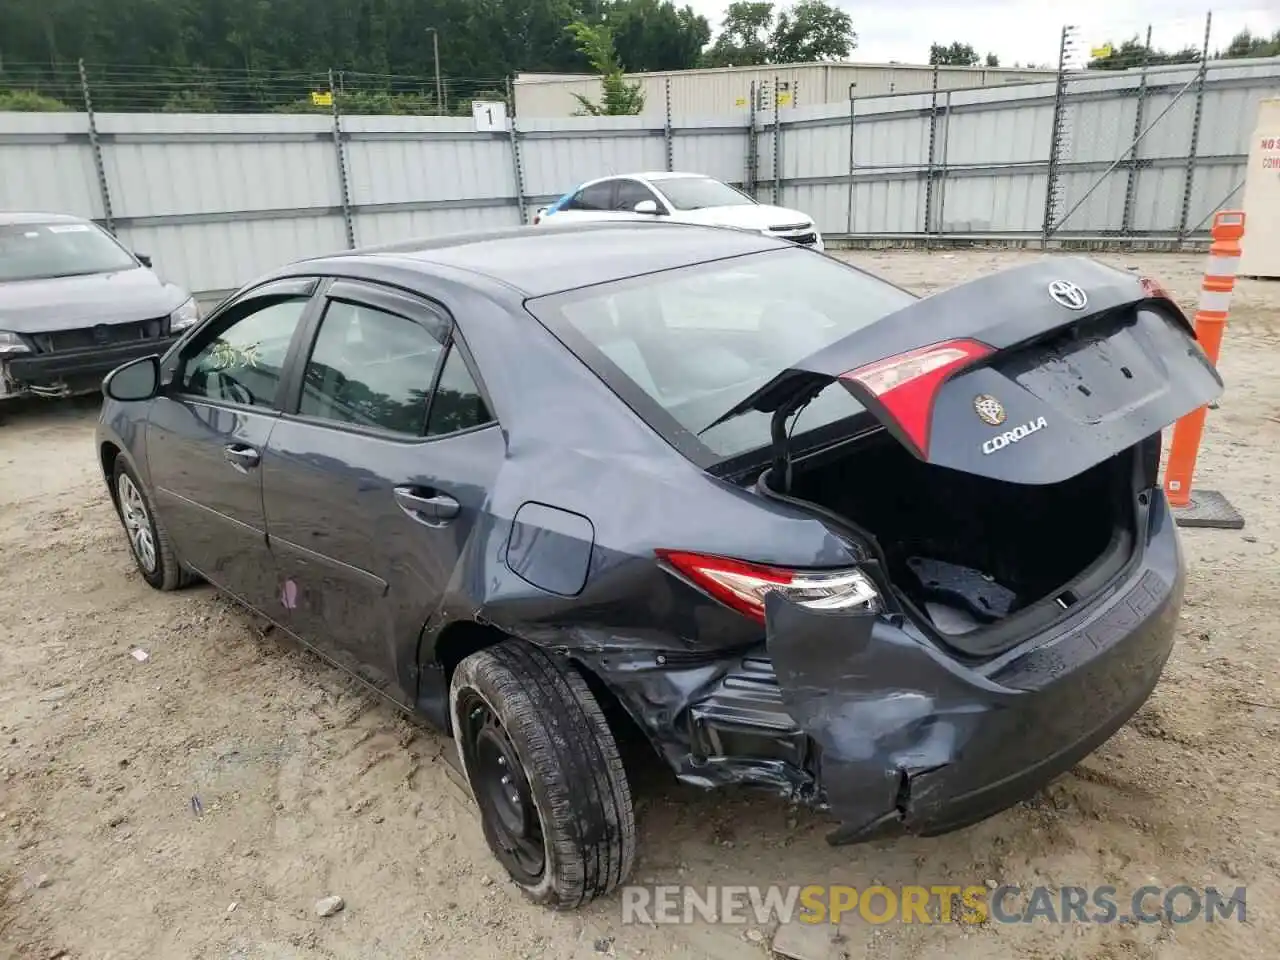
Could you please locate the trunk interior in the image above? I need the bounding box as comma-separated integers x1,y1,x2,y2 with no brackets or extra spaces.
784,430,1146,655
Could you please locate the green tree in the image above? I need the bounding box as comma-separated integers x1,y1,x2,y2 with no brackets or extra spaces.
608,0,710,72
984,52,999,67
1088,37,1201,70
1220,29,1280,59
769,0,854,63
565,20,644,115
703,1,775,67
929,41,979,66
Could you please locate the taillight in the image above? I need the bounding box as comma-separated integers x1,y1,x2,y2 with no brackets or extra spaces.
656,550,880,624
1140,276,1172,300
840,338,992,457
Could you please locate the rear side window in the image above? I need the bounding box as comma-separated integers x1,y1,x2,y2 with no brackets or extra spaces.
299,300,444,435
566,181,614,211
526,248,915,459
427,345,493,436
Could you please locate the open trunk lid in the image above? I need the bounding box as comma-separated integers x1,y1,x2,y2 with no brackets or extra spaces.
712,257,1223,486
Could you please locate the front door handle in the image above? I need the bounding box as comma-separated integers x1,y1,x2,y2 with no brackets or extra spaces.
223,443,261,472
394,486,460,525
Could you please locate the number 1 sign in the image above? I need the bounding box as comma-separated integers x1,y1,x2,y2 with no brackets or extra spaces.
472,101,507,132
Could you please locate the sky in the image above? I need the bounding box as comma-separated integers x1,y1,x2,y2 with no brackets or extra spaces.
683,0,1280,67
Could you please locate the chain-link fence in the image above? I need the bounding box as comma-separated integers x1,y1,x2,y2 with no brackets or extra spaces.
0,62,510,115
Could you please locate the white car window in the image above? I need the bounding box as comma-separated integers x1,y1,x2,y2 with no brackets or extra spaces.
613,180,663,213
565,182,615,212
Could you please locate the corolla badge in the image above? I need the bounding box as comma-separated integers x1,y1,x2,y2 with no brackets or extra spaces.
1048,280,1088,310
982,416,1049,455
973,394,1006,426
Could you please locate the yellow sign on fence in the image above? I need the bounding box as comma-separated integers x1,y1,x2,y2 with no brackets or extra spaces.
1090,43,1114,59
310,91,333,107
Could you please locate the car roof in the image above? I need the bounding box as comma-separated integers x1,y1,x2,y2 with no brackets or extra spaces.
314,221,779,298
0,212,89,226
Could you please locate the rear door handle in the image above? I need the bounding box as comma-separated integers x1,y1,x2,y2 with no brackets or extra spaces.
223,443,261,472
394,486,460,525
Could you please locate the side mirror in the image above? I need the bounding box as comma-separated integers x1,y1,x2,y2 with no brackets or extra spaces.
633,199,659,215
136,253,153,268
103,355,160,402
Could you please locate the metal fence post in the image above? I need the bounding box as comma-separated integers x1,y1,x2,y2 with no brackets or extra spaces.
328,69,355,249
507,77,528,224
746,80,758,198
78,59,114,234
923,64,939,245
1178,11,1212,242
845,84,857,235
936,90,952,240
1041,25,1073,248
663,76,674,172
1120,26,1152,236
772,74,781,205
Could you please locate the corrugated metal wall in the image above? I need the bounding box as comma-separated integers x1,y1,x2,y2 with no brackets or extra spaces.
3,57,1277,298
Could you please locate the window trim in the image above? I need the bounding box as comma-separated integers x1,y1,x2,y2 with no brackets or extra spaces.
166,277,323,414
277,278,498,444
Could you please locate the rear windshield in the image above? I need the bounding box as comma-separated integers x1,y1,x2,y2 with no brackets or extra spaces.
0,221,137,282
527,248,915,461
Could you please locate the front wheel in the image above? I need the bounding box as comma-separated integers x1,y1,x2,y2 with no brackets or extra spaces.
450,641,636,909
113,458,190,591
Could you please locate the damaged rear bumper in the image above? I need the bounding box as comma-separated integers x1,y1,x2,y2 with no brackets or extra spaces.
765,493,1183,844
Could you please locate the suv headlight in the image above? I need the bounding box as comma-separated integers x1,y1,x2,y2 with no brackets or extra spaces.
169,297,201,332
0,331,30,356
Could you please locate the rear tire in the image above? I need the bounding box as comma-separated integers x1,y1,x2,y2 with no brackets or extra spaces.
449,641,636,909
112,458,193,591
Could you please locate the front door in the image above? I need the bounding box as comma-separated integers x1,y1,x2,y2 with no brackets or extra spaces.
146,281,317,610
261,281,502,703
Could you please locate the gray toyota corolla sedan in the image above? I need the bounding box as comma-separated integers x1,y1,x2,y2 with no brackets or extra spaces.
96,221,1221,908
1,212,199,404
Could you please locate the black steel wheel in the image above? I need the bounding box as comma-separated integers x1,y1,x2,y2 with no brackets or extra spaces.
449,641,636,908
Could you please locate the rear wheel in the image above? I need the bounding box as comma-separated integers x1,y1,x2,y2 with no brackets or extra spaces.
449,641,636,908
113,458,191,591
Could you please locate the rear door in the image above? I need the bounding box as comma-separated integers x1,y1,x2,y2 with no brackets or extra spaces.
261,280,502,704
715,257,1224,485
146,279,318,609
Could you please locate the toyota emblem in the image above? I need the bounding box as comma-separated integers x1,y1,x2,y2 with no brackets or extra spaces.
973,394,1006,427
1048,280,1088,310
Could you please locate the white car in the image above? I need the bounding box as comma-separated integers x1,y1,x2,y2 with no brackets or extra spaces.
533,172,824,251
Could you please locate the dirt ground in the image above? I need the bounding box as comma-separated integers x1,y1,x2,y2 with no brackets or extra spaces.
1,248,1278,960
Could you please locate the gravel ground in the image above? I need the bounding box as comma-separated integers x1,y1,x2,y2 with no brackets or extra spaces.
1,248,1277,960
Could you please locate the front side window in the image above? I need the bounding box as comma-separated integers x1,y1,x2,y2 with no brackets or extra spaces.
614,180,662,212
181,297,309,407
654,177,754,211
0,220,138,282
299,300,444,435
527,248,915,459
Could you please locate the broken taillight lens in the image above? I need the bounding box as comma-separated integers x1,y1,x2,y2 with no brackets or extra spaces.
1140,276,1172,300
840,338,992,457
656,550,880,624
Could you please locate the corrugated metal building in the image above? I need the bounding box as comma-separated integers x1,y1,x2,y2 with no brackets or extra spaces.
513,61,1059,118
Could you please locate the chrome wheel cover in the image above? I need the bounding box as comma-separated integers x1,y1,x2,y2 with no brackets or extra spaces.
117,473,157,574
